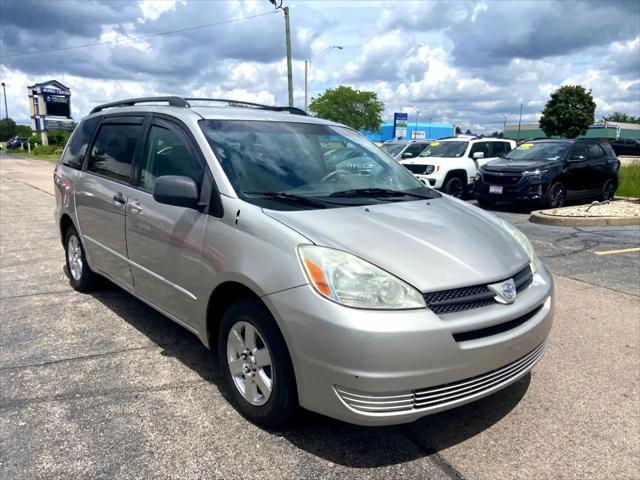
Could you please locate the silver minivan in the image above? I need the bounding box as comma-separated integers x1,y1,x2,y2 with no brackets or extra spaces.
55,97,553,427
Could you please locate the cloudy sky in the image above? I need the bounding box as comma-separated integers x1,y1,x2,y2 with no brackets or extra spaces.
1,0,639,132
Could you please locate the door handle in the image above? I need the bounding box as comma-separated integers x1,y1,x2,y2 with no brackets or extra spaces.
113,193,126,206
128,199,143,215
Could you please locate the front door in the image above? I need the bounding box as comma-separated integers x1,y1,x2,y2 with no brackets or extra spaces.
125,117,210,327
75,116,145,288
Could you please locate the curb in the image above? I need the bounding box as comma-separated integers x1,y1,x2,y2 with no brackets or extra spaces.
530,210,640,227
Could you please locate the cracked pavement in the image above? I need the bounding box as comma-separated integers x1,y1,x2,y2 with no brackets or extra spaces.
1,155,639,479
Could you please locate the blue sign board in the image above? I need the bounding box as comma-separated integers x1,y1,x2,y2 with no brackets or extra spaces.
393,112,408,139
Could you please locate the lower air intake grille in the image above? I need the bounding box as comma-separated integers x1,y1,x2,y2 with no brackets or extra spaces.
335,341,546,415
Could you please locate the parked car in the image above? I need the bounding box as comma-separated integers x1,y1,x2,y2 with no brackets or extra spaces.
609,138,640,157
474,138,620,208
400,137,516,197
381,139,431,160
6,136,28,149
55,96,553,427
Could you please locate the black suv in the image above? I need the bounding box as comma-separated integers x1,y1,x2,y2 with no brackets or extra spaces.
474,139,619,208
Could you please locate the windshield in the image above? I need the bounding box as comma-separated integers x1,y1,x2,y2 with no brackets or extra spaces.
504,142,570,161
419,141,468,158
382,142,406,156
200,120,439,210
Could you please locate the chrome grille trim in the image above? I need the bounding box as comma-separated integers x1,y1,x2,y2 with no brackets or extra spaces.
335,341,546,415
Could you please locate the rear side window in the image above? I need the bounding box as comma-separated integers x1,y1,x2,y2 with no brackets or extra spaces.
490,142,509,156
87,124,142,183
587,143,606,160
61,117,99,169
602,143,616,157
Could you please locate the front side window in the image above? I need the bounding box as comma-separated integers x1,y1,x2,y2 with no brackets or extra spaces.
419,141,469,158
587,143,605,160
469,142,490,158
140,124,204,192
505,142,570,162
200,120,438,210
382,142,406,156
61,117,100,169
404,143,427,157
87,123,142,182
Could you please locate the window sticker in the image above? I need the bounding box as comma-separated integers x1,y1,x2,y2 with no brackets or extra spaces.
517,143,535,150
430,141,441,147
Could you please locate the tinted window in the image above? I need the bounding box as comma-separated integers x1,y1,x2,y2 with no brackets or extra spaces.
571,143,588,159
61,117,99,169
470,142,490,157
587,143,605,160
490,142,509,156
140,124,204,192
87,123,142,182
404,143,427,157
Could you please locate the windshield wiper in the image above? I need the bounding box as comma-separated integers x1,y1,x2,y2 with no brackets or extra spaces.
243,191,329,209
329,188,434,199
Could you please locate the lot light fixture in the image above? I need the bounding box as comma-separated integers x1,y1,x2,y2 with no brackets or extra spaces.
305,45,343,111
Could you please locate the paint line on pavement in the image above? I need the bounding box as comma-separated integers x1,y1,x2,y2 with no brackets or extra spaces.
594,247,640,256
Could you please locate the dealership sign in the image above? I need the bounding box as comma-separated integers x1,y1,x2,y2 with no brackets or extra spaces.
393,112,408,139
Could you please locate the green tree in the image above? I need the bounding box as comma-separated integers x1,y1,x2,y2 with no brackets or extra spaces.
539,85,596,138
0,118,17,141
15,125,32,137
455,126,462,134
602,112,640,124
308,86,384,132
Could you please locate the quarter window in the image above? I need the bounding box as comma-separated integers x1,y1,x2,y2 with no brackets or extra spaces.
87,123,142,183
61,117,99,169
140,124,204,192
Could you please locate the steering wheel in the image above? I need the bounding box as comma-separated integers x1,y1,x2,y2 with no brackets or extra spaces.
320,169,351,183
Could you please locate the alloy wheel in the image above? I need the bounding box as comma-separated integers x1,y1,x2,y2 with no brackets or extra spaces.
549,184,566,208
67,234,83,281
602,179,615,200
446,178,464,198
226,320,273,406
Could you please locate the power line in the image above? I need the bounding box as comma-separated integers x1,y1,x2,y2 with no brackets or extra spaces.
1,10,277,59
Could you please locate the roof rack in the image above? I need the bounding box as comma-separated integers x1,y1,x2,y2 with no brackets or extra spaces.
89,96,308,116
185,98,307,116
90,96,189,114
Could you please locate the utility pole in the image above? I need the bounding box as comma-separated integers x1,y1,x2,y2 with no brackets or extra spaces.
503,115,507,138
517,103,523,141
1,82,8,120
411,105,420,140
270,1,294,107
428,116,432,140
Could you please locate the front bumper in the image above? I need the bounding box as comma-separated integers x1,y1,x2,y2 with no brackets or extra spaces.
263,262,554,426
474,177,546,203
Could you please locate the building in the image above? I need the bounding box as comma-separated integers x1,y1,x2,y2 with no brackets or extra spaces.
362,121,455,143
27,80,74,145
504,121,640,141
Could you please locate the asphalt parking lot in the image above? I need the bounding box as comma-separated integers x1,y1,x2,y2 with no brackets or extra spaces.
1,155,639,480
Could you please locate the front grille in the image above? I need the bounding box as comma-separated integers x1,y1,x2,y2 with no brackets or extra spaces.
482,172,521,186
452,303,544,342
335,341,546,414
424,265,533,315
404,164,433,175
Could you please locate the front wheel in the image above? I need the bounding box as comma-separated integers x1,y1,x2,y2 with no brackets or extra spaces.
219,298,297,428
443,176,465,198
544,181,566,208
64,225,97,292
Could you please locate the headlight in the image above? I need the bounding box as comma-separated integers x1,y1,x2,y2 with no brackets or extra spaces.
298,245,426,309
522,169,547,181
424,165,435,175
500,219,538,273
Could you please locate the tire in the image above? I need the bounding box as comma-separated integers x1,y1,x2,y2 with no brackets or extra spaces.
478,197,496,208
544,181,566,208
600,177,617,201
218,298,297,428
443,175,465,198
64,225,97,292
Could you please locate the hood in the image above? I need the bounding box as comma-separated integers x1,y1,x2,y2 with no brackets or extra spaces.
483,157,561,172
264,197,529,292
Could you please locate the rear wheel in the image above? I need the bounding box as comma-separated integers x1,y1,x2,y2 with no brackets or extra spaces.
544,181,566,208
64,225,97,292
219,298,297,428
600,177,616,201
443,175,465,198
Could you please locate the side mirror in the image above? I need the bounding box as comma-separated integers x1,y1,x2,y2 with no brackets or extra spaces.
402,151,414,158
568,155,586,163
153,175,199,209
472,151,485,159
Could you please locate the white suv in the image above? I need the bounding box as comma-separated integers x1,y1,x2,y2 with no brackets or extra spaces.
400,136,516,197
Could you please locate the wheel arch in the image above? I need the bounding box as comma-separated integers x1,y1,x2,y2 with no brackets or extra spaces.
59,213,75,245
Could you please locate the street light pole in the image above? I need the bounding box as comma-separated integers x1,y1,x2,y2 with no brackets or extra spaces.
517,103,523,141
270,0,293,107
411,105,420,139
304,45,342,111
1,82,8,120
